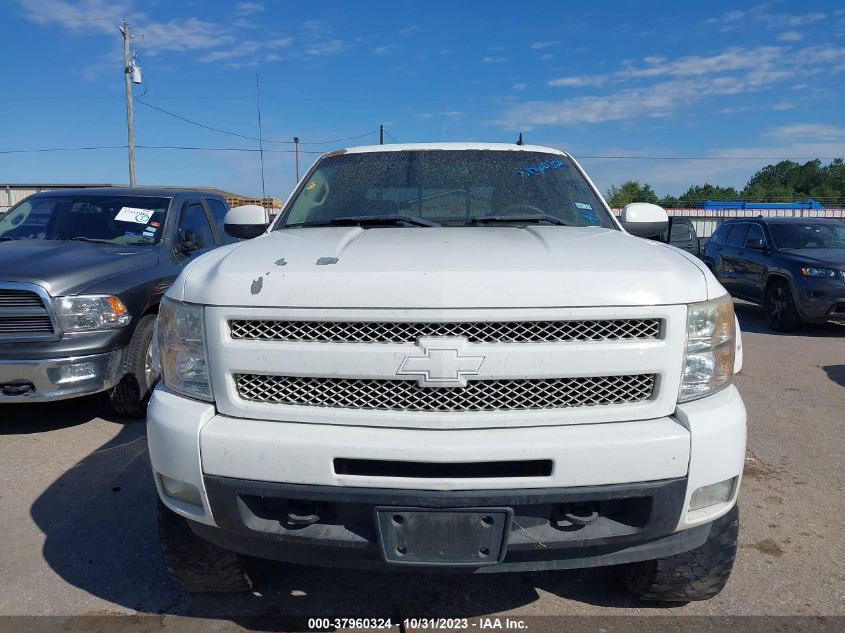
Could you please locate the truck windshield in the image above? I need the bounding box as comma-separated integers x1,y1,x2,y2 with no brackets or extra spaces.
0,195,170,245
276,150,616,229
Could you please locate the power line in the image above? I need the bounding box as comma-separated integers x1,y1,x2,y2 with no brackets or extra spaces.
1,145,840,162
384,129,399,144
134,96,378,146
0,145,326,155
576,155,842,160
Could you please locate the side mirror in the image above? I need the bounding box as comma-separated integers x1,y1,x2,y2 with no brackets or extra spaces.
224,204,268,239
178,229,200,254
620,202,669,239
745,238,766,250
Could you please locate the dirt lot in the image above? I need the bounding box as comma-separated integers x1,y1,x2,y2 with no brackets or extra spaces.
0,301,843,626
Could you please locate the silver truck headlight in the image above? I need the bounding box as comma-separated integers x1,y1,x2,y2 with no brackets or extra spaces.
157,297,213,401
679,294,735,403
54,295,131,331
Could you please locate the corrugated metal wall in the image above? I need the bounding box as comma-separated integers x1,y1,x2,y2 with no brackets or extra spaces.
614,208,845,238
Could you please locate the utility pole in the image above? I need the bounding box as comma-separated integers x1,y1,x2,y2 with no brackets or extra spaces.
120,18,136,186
293,137,300,182
379,124,384,145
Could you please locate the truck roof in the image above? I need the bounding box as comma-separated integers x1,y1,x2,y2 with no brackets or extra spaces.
30,186,226,198
340,142,567,155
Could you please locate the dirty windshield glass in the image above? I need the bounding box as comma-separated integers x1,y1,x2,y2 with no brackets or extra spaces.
277,150,616,229
0,195,170,244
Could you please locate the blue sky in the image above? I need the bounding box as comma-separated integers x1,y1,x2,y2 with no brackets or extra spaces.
1,0,844,199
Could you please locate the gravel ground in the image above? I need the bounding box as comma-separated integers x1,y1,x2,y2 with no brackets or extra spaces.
0,300,842,626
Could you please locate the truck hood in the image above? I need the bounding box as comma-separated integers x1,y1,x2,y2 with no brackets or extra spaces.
177,226,713,308
0,239,159,296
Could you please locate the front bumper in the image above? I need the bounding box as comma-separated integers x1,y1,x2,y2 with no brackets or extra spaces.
0,349,125,401
147,384,746,572
190,477,711,573
794,278,845,323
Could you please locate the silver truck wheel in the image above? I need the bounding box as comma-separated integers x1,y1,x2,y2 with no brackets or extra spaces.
621,504,738,602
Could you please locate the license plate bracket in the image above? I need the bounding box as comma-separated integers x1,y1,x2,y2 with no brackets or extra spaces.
375,507,512,566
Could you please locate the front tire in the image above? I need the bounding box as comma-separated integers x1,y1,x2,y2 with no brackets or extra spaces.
109,314,158,417
158,500,254,593
765,280,801,332
622,505,738,602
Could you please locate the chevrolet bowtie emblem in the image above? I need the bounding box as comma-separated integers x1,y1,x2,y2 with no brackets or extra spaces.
397,337,485,387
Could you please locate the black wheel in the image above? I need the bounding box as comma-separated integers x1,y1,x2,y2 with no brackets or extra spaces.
622,505,738,602
109,314,159,418
765,280,801,332
158,500,254,593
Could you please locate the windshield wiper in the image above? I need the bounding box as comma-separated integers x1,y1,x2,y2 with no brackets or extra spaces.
66,237,118,244
0,236,24,241
285,214,440,229
469,214,570,226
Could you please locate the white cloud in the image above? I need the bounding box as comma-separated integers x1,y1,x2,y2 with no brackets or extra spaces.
520,43,845,129
766,124,845,141
482,56,506,64
541,53,554,61
619,46,782,79
708,6,826,31
772,101,796,111
419,111,463,120
304,39,348,57
513,83,527,91
372,45,398,56
235,2,264,16
547,75,607,88
778,31,803,42
530,41,559,49
17,1,352,65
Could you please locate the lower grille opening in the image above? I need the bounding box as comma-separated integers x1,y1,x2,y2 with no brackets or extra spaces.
333,458,553,479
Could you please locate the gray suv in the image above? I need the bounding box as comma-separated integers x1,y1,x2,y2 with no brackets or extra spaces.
704,217,845,331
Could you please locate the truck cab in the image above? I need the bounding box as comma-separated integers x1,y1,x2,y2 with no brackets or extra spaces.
148,144,746,601
0,187,230,415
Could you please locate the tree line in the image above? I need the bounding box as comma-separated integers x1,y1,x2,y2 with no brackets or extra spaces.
606,158,845,208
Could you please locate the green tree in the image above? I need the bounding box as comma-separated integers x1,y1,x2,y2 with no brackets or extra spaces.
677,184,741,207
606,181,659,207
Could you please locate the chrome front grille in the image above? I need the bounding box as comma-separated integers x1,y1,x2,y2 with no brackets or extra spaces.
229,318,661,344
235,373,656,412
0,286,57,340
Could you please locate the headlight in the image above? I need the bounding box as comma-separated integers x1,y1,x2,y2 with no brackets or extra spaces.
679,294,735,402
800,266,838,279
55,295,131,331
157,297,213,401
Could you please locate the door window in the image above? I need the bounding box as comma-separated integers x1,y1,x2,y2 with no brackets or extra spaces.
745,224,765,247
725,224,749,247
205,198,235,244
178,202,214,250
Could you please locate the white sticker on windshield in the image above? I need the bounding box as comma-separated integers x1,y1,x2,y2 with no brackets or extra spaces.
115,207,154,224
574,202,593,210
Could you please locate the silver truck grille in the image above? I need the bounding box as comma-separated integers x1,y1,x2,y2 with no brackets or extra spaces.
229,318,661,344
0,287,57,340
234,373,656,412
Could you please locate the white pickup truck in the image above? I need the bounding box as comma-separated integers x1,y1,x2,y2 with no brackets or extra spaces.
148,143,746,601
